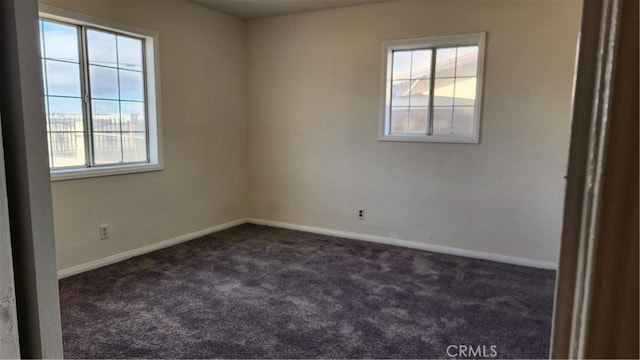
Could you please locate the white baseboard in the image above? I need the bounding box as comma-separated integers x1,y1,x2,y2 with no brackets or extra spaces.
58,217,556,279
245,218,557,270
57,218,248,279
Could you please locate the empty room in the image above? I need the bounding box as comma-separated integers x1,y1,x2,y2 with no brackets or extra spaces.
1,0,637,358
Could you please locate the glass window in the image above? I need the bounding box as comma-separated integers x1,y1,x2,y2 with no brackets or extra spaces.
381,33,485,143
39,18,155,172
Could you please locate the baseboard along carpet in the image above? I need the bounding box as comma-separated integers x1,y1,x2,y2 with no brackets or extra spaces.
59,224,555,359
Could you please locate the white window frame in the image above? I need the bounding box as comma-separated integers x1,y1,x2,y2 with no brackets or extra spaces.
39,5,164,181
379,32,486,144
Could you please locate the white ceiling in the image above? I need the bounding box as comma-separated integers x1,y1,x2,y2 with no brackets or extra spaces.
192,0,390,20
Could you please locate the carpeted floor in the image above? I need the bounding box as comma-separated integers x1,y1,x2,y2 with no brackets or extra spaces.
59,224,555,359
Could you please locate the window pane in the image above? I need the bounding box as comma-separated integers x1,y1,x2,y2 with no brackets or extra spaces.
40,20,155,169
47,96,83,132
391,80,411,107
90,66,119,100
87,29,117,67
455,46,478,77
117,36,143,71
50,132,86,168
92,100,121,132
408,108,428,134
46,60,81,96
454,77,477,106
435,47,456,78
411,50,431,79
121,101,146,131
384,36,482,142
41,60,47,95
433,107,453,135
44,96,49,131
392,51,411,80
119,70,144,101
47,133,53,168
122,132,147,162
409,79,430,107
453,107,475,137
390,108,409,133
433,78,454,106
94,132,122,165
39,21,45,56
42,21,79,62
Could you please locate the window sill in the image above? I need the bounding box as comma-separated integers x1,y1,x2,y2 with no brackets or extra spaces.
378,135,480,144
50,163,163,182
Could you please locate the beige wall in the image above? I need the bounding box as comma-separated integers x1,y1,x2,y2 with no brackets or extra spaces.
45,0,581,271
41,0,248,270
246,0,581,263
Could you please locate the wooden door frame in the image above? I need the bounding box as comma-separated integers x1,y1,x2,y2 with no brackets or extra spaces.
550,0,639,358
0,112,20,359
0,0,64,357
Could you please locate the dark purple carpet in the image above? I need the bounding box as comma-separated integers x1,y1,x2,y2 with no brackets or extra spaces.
59,224,555,358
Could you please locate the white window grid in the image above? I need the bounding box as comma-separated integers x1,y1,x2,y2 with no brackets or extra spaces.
39,4,163,181
380,32,486,144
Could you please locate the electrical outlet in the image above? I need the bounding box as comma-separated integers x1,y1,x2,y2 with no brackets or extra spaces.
99,224,109,240
357,208,365,220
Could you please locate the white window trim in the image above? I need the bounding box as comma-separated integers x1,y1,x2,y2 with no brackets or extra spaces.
379,32,486,144
39,5,164,181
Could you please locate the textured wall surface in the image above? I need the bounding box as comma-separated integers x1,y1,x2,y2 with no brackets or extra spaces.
42,0,248,270
246,0,581,263
43,0,581,271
